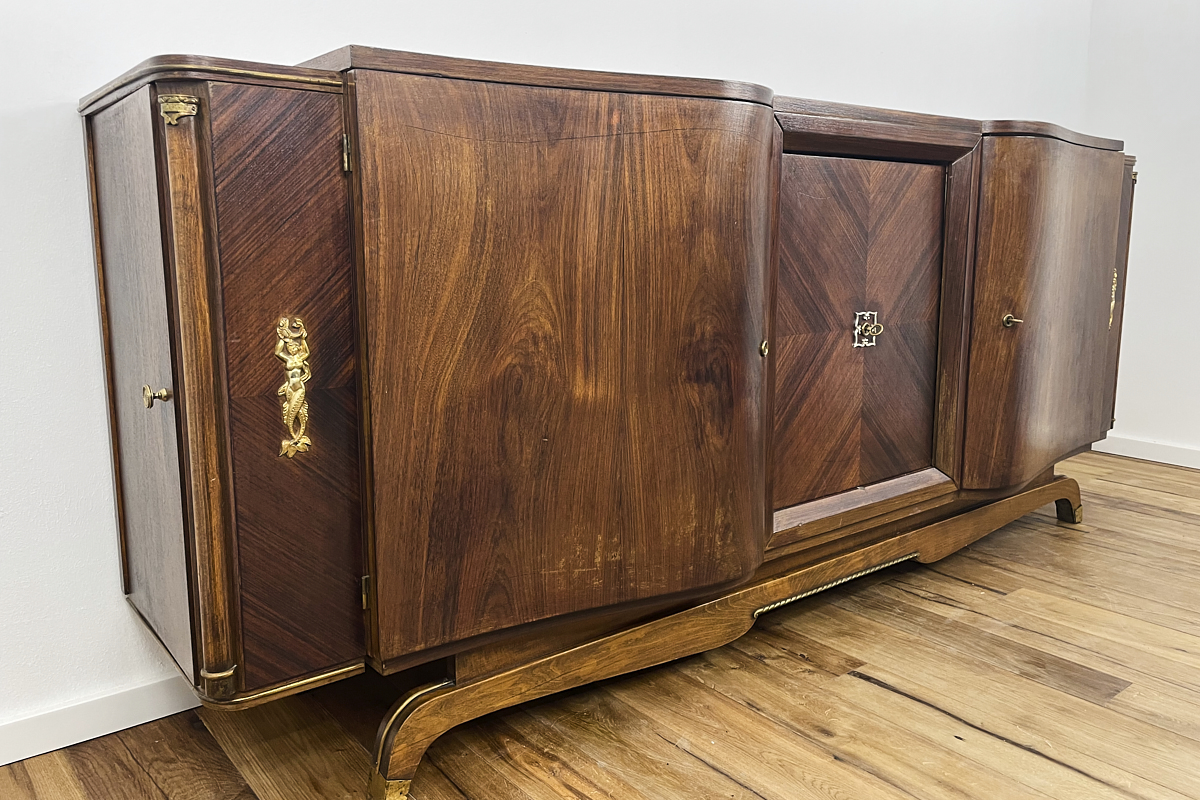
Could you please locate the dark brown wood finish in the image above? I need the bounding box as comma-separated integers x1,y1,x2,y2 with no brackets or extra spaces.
155,79,242,699
981,120,1123,151
206,82,364,690
369,475,1083,796
932,145,983,484
769,467,955,549
773,154,944,510
89,85,195,680
1102,157,1137,432
773,96,980,134
303,45,772,105
354,70,775,665
78,55,342,116
963,136,1128,490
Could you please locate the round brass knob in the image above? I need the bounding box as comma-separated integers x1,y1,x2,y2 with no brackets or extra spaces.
142,385,171,408
1002,314,1024,328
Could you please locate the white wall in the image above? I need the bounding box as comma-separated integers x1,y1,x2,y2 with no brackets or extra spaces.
1085,0,1200,468
0,0,1159,766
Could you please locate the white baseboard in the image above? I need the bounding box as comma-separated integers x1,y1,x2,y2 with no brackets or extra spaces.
1093,433,1200,471
0,676,199,767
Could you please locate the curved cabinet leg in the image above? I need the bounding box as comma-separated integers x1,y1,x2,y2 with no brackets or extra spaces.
367,474,1084,797
1056,495,1084,524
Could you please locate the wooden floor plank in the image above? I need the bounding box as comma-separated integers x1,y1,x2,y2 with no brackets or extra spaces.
198,696,366,800
676,645,1057,800
765,604,1200,799
606,666,919,800
526,688,769,800
117,711,255,800
878,567,1200,743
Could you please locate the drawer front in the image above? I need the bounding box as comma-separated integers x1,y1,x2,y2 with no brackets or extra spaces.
354,70,775,663
91,86,195,680
207,82,364,689
773,154,944,511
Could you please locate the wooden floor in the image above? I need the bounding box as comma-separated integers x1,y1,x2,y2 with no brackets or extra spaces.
5,451,1200,800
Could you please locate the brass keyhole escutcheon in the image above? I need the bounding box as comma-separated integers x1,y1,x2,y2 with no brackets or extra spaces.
759,340,770,358
142,385,170,408
1002,314,1024,328
853,312,883,347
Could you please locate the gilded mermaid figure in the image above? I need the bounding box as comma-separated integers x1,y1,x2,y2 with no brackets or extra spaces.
275,316,312,457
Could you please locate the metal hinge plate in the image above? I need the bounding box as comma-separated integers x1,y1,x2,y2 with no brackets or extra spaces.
361,575,370,610
343,134,352,172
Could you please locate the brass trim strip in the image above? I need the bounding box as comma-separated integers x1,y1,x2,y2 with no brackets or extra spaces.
203,662,364,707
374,679,455,770
199,665,237,681
752,552,919,619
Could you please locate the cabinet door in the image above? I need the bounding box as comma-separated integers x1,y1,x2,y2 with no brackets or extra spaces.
353,70,776,663
963,136,1128,490
91,87,194,680
773,155,944,511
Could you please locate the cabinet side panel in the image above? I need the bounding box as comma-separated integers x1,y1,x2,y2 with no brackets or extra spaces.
963,137,1126,489
355,71,773,660
208,82,363,689
90,86,195,680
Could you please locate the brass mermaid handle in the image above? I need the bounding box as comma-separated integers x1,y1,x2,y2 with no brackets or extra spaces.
275,317,312,458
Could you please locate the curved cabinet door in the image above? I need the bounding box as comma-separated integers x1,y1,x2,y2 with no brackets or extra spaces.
963,136,1132,490
353,70,776,664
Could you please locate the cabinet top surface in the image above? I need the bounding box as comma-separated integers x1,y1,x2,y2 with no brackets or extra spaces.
78,46,1123,151
79,45,774,114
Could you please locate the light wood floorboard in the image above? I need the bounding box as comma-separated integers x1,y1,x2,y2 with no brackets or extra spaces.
4,452,1199,799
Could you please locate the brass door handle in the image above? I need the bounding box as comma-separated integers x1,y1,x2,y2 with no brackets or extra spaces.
1002,314,1024,328
142,385,171,408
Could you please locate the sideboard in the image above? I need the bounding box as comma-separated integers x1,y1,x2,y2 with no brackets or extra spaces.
80,45,1136,799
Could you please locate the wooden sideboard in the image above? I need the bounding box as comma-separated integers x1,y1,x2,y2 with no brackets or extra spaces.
81,46,1135,799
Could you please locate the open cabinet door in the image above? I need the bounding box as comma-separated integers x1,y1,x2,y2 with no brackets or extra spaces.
963,135,1134,490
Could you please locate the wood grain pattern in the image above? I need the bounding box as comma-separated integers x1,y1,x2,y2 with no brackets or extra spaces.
88,85,195,680
303,45,772,105
774,110,979,161
355,71,775,663
14,453,1198,800
963,136,1128,489
207,81,364,690
981,120,1123,151
156,79,241,699
770,466,955,545
933,145,982,484
1102,156,1136,432
773,154,943,510
371,476,1080,788
78,55,342,116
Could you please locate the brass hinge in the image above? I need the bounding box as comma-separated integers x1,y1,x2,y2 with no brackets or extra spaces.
1131,170,1138,184
361,575,371,610
342,134,352,173
158,94,199,125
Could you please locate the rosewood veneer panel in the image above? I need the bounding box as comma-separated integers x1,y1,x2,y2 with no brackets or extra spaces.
208,82,363,689
774,155,943,510
90,86,195,679
354,71,775,663
963,136,1127,490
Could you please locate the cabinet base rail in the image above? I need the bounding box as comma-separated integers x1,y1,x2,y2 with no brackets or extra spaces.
367,476,1082,798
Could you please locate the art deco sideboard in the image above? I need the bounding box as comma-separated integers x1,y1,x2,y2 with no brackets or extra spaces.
80,45,1136,798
